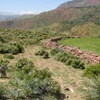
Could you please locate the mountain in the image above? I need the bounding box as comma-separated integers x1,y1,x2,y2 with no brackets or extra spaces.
0,14,21,21
58,0,100,8
0,7,99,29
0,0,100,37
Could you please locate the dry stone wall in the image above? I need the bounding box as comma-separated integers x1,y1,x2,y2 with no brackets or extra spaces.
42,37,100,64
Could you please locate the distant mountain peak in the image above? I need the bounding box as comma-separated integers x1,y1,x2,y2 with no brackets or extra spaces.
57,0,100,8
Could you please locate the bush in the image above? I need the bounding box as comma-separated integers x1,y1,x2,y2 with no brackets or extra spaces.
83,64,100,78
56,52,76,63
0,84,5,98
35,68,51,80
0,42,24,54
4,54,14,59
71,60,85,69
9,67,61,99
84,76,100,100
23,77,60,97
15,58,34,74
0,36,5,43
50,48,61,56
0,59,9,69
35,49,49,59
65,59,73,65
9,42,24,54
56,52,85,69
56,52,69,63
9,57,61,99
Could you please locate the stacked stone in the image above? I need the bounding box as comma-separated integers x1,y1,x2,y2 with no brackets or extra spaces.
42,39,58,49
42,37,100,65
59,45,100,64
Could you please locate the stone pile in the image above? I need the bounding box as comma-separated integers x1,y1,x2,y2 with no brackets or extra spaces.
42,39,58,49
59,45,100,64
42,37,100,64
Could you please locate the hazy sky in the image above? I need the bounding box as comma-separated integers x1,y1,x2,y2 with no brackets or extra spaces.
0,0,71,15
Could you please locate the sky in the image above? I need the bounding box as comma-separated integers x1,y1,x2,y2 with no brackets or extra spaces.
0,0,71,15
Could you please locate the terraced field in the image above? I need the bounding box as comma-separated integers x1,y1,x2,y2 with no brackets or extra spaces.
58,38,100,55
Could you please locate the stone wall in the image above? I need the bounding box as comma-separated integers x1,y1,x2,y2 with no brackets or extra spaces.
42,37,100,64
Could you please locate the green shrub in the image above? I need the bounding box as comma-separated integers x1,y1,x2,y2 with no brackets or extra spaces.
35,49,45,56
9,42,24,54
71,60,85,69
9,57,61,99
15,58,34,74
56,52,85,69
9,67,61,99
42,52,49,59
0,36,5,43
0,59,9,70
48,79,60,95
56,52,76,63
35,49,49,59
24,77,60,97
8,88,23,100
83,64,100,78
50,48,61,56
84,76,100,100
4,54,14,59
65,59,73,65
35,68,51,80
0,42,24,54
56,52,69,63
0,44,9,53
0,84,5,98
8,78,24,100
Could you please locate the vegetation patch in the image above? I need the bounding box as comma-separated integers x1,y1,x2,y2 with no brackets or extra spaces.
84,76,100,100
0,59,9,68
0,42,24,55
50,48,62,56
0,84,6,99
83,64,100,78
7,58,62,99
0,28,63,46
15,58,34,74
4,54,14,59
35,49,49,59
58,38,100,55
50,48,85,69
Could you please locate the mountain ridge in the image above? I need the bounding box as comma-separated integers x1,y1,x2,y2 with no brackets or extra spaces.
58,0,100,8
0,6,99,29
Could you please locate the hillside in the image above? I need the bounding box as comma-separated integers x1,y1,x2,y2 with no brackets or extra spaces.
0,0,100,37
58,0,100,8
67,22,100,37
